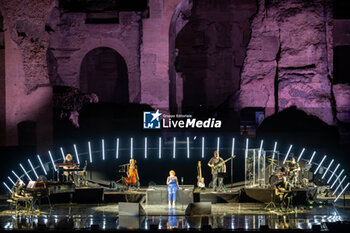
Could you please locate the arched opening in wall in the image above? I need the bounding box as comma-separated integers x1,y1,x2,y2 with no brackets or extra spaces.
80,47,129,103
17,121,36,146
0,11,5,145
169,0,257,119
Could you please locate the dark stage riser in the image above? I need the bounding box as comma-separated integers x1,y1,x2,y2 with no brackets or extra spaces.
241,187,317,204
146,185,194,205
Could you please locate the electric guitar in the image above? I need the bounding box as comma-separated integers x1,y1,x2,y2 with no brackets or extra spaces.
212,155,236,172
197,161,205,188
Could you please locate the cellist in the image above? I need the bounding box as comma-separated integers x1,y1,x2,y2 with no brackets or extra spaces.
124,159,140,189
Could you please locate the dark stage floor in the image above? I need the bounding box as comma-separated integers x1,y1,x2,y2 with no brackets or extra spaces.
0,202,349,231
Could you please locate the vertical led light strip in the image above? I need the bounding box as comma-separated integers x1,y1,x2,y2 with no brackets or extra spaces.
327,164,340,184
331,169,345,189
322,159,334,179
231,138,235,156
216,137,220,153
73,144,80,164
102,139,105,160
28,159,39,179
334,182,350,202
187,137,190,159
297,148,305,162
3,182,12,193
116,139,119,160
258,140,264,158
272,142,277,160
130,138,133,159
201,137,205,159
7,177,15,186
283,145,293,164
314,155,327,175
173,137,176,159
158,137,162,159
11,171,22,182
245,138,249,158
37,155,47,175
308,151,316,164
60,147,65,161
333,176,347,195
19,163,32,181
88,141,93,163
144,137,147,159
48,150,57,171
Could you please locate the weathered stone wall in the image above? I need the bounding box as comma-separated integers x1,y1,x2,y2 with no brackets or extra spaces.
140,0,183,113
0,0,53,151
174,0,257,112
238,0,335,125
47,6,142,103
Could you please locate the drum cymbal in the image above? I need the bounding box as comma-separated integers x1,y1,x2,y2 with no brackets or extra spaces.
285,160,293,163
268,158,277,161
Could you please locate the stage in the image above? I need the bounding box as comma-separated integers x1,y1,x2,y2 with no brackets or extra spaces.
1,181,350,231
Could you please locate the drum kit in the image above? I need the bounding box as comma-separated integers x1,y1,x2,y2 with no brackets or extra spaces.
267,158,309,188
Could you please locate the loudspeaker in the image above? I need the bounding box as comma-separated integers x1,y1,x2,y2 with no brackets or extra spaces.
119,202,145,216
185,202,211,216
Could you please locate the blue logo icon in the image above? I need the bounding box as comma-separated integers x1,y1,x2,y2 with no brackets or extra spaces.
143,110,162,129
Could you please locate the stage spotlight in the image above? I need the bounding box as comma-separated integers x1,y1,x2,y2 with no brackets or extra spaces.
272,142,277,160
102,139,105,160
28,159,39,179
231,138,235,156
297,148,305,162
37,155,47,175
11,171,22,182
144,137,148,159
60,147,65,161
308,151,316,164
88,141,93,163
216,137,220,153
20,163,32,181
283,145,293,164
3,182,12,193
327,164,340,184
333,176,347,195
314,155,327,175
334,182,350,202
245,138,249,158
173,137,176,159
201,137,205,158
73,144,80,164
158,137,162,159
187,137,190,159
258,140,263,158
322,159,334,179
331,169,344,189
7,176,15,186
48,150,57,171
130,138,133,159
116,138,119,159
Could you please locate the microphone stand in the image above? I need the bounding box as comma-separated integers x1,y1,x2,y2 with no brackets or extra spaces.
181,177,184,210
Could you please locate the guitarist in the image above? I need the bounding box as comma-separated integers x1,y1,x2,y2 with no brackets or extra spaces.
275,177,293,210
208,151,226,192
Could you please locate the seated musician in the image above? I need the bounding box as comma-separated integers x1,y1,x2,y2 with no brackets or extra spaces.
289,157,301,187
125,159,140,189
63,154,75,182
207,151,226,192
12,180,25,198
275,177,293,211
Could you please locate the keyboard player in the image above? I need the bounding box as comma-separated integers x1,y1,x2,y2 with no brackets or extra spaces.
63,154,77,182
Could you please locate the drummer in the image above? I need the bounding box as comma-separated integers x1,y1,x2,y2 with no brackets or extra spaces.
289,157,301,187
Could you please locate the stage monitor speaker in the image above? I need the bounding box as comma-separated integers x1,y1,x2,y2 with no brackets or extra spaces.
185,202,211,216
119,202,145,216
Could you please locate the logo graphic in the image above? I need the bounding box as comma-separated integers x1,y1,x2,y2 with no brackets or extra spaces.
143,110,162,129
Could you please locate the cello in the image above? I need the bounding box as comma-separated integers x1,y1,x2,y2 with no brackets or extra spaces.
125,159,138,185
